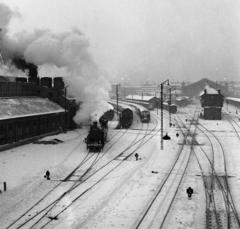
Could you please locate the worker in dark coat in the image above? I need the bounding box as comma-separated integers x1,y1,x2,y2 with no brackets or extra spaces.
186,187,193,199
135,153,139,161
45,171,50,180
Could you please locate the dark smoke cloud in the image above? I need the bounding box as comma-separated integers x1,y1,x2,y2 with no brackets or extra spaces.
0,3,111,124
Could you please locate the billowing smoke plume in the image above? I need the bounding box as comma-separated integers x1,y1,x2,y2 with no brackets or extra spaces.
0,3,111,124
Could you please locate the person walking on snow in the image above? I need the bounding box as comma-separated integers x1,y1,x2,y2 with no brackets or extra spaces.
45,171,50,180
186,187,193,199
135,153,139,161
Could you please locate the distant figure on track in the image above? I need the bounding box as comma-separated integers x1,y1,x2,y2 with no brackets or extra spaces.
44,171,50,180
135,153,139,161
186,187,193,199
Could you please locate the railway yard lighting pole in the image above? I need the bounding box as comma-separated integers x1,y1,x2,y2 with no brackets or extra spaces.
158,79,169,150
64,85,69,133
168,86,175,127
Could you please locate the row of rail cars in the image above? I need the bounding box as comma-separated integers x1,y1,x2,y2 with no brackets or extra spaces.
158,102,177,114
118,100,151,123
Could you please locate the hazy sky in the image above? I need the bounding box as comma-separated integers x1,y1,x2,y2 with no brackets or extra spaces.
1,0,240,83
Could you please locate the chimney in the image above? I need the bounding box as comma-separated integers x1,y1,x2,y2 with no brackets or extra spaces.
218,89,221,94
204,89,207,94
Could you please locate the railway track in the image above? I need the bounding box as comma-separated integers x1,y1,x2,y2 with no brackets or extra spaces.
180,105,240,229
5,116,159,229
133,106,199,228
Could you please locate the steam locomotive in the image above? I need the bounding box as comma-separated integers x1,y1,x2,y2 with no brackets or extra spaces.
85,116,108,152
108,101,134,128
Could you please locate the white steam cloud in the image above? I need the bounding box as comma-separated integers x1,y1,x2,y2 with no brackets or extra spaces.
0,3,111,124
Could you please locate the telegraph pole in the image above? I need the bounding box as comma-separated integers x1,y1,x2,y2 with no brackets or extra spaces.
64,85,69,133
169,86,175,127
116,84,119,120
158,79,169,150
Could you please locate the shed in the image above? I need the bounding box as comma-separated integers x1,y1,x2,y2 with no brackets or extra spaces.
0,97,65,146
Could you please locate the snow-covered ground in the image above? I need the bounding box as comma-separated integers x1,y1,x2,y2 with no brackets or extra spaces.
1,103,240,229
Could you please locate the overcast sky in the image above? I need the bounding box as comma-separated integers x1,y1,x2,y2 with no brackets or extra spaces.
1,0,240,84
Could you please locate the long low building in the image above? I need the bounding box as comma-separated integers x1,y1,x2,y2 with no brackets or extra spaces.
0,97,65,147
226,97,240,108
125,95,158,108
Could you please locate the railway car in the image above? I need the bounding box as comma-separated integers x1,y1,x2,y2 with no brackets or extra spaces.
99,115,108,142
175,96,190,107
85,121,106,152
108,101,134,128
118,100,151,123
162,102,177,114
140,110,151,123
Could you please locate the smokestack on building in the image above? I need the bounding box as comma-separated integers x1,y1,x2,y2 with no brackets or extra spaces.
0,3,111,125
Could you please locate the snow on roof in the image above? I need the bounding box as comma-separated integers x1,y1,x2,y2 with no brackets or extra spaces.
125,95,155,101
0,97,65,120
226,97,240,103
199,87,219,96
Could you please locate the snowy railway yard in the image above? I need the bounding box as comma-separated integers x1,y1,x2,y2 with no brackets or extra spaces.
1,103,240,229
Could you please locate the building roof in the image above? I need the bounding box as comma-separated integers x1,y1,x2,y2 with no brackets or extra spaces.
125,95,156,102
0,97,65,120
226,97,240,103
199,87,219,96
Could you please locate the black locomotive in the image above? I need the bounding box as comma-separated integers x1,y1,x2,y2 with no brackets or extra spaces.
108,101,134,128
85,117,108,152
119,108,133,128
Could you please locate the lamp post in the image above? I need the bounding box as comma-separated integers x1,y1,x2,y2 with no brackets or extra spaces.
116,84,120,120
168,86,175,127
64,85,69,133
158,79,169,150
